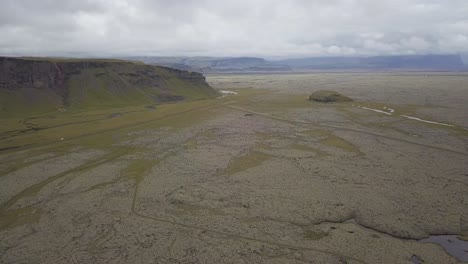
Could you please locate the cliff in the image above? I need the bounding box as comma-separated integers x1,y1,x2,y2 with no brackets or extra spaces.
0,57,218,114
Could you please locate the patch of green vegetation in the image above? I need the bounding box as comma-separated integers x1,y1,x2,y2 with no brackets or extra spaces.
183,139,199,149
354,101,420,117
458,230,468,242
0,118,27,134
16,57,138,63
146,100,224,130
0,89,62,118
0,152,64,178
226,151,271,175
0,205,42,231
218,88,269,102
66,67,154,109
304,129,329,138
230,91,314,113
320,134,361,154
303,229,329,240
123,158,161,212
0,148,129,213
0,144,84,182
290,143,327,157
279,94,318,107
199,128,218,141
0,98,223,151
76,132,121,150
167,77,219,101
253,132,276,150
122,159,157,184
337,102,468,137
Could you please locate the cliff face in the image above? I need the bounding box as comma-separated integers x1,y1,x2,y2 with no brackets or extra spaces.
0,57,218,113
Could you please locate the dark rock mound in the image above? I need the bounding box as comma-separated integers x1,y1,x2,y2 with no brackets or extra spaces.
309,90,353,103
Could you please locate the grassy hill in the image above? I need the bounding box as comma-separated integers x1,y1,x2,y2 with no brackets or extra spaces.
0,57,219,116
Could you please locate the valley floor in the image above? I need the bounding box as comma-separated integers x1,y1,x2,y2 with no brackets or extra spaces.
0,72,467,263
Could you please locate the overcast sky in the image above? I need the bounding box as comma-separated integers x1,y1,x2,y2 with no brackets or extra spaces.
1,0,467,58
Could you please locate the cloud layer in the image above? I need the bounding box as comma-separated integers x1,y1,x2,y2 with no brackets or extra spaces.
1,0,467,57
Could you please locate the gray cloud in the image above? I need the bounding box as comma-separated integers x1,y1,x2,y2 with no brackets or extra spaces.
0,0,467,57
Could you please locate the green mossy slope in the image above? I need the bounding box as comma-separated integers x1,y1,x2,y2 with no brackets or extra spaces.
0,57,218,116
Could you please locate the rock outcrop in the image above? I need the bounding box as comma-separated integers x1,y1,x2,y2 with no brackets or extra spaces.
309,90,353,103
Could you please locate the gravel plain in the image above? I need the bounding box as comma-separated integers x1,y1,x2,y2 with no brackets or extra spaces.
0,72,467,263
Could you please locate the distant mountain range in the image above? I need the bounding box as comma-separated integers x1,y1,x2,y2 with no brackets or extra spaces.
277,55,465,71
125,54,467,73
124,56,291,73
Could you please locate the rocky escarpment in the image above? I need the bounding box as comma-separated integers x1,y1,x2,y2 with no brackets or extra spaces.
0,57,218,114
